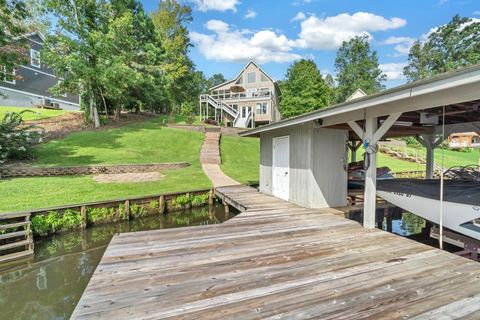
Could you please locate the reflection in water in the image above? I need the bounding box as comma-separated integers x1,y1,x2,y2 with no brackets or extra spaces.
390,212,427,237
0,205,235,320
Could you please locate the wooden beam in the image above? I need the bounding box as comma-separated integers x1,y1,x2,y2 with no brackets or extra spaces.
347,120,364,139
363,117,377,229
372,112,402,144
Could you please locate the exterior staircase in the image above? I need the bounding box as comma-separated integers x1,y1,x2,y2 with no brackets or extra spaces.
200,127,221,165
201,94,248,128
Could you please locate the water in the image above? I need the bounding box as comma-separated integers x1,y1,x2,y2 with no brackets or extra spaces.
0,205,235,320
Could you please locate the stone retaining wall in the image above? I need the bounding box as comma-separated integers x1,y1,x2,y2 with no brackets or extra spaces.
0,162,189,178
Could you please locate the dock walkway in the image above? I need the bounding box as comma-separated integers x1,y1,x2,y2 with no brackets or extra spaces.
72,185,480,319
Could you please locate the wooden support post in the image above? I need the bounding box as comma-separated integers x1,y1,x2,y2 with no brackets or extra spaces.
363,117,378,229
386,210,393,233
186,192,191,209
159,195,165,214
223,201,229,214
348,141,361,163
125,200,130,220
26,214,33,251
80,206,87,229
208,189,214,205
417,134,444,179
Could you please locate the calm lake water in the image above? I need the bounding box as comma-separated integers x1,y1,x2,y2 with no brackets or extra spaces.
0,205,235,320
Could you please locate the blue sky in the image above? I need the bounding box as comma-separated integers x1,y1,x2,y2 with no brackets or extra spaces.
141,0,479,87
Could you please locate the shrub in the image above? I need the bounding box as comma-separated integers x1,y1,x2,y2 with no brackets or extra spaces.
185,114,195,125
87,207,116,225
118,204,129,220
0,111,44,163
31,215,50,236
46,211,63,233
61,209,82,231
149,200,159,209
171,194,191,209
99,115,108,126
191,193,209,207
130,204,147,219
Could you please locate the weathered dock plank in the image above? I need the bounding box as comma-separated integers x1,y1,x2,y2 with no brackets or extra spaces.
72,185,480,319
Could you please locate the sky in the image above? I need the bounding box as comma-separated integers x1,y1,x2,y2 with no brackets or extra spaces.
141,0,480,87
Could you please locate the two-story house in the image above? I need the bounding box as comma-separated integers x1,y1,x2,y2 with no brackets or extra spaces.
199,61,281,128
0,32,80,111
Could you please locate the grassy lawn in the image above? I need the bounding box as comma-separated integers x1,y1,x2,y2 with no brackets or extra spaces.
221,135,259,184
401,146,480,168
0,106,68,120
0,116,212,213
157,114,204,126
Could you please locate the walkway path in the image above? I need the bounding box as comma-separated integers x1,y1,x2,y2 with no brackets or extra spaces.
72,185,480,319
200,127,240,187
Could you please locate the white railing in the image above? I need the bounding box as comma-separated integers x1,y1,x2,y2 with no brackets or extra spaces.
209,91,273,101
200,94,239,120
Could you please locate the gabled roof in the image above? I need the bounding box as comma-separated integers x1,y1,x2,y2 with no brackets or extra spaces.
15,30,47,42
240,63,480,137
209,60,276,91
346,88,367,102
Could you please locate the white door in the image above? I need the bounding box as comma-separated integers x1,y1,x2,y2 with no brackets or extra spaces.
272,136,290,200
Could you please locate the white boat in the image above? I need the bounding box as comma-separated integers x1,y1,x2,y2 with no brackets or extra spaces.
377,179,480,240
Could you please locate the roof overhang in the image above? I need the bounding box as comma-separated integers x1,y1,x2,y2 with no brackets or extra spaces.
240,64,480,138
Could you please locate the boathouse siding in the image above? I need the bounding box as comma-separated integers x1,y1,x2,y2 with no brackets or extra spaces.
259,121,347,208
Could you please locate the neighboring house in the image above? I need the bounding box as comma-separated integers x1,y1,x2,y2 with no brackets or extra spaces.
449,132,480,149
199,61,281,128
0,32,80,111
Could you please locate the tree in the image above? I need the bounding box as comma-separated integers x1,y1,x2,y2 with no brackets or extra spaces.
40,0,165,125
0,0,29,84
279,59,333,118
404,15,480,82
151,0,194,109
207,73,226,89
334,35,386,102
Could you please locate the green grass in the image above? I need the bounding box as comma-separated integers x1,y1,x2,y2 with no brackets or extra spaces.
402,146,480,169
0,106,68,120
34,118,205,167
157,114,204,126
0,116,212,213
0,166,210,212
221,135,260,184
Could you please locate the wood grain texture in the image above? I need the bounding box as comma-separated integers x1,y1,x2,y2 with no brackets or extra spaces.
71,185,480,319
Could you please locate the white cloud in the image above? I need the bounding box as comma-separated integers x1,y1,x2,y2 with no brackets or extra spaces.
384,36,415,56
188,0,240,12
296,12,407,50
291,12,306,22
380,62,407,80
293,0,312,6
244,9,257,19
190,20,303,64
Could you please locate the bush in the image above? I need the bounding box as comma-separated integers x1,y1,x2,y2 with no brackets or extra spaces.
191,193,209,207
31,209,82,235
130,204,147,219
149,200,159,209
185,114,195,125
99,115,108,126
0,111,44,163
31,215,50,236
61,209,82,231
171,194,191,209
87,207,116,225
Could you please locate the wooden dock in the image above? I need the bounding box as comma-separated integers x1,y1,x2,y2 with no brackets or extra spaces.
72,185,480,319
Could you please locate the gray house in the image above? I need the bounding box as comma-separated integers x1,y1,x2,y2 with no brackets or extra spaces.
0,32,80,110
241,64,480,230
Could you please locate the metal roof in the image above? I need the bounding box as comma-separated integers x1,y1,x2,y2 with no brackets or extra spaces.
240,64,480,136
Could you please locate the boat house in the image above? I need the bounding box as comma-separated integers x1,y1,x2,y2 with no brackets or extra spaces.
241,64,480,229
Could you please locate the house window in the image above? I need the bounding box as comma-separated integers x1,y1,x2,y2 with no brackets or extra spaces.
247,72,256,83
256,102,268,115
30,49,41,67
261,73,269,82
1,66,15,84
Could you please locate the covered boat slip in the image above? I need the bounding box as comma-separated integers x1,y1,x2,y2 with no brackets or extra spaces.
72,186,480,319
241,64,480,229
